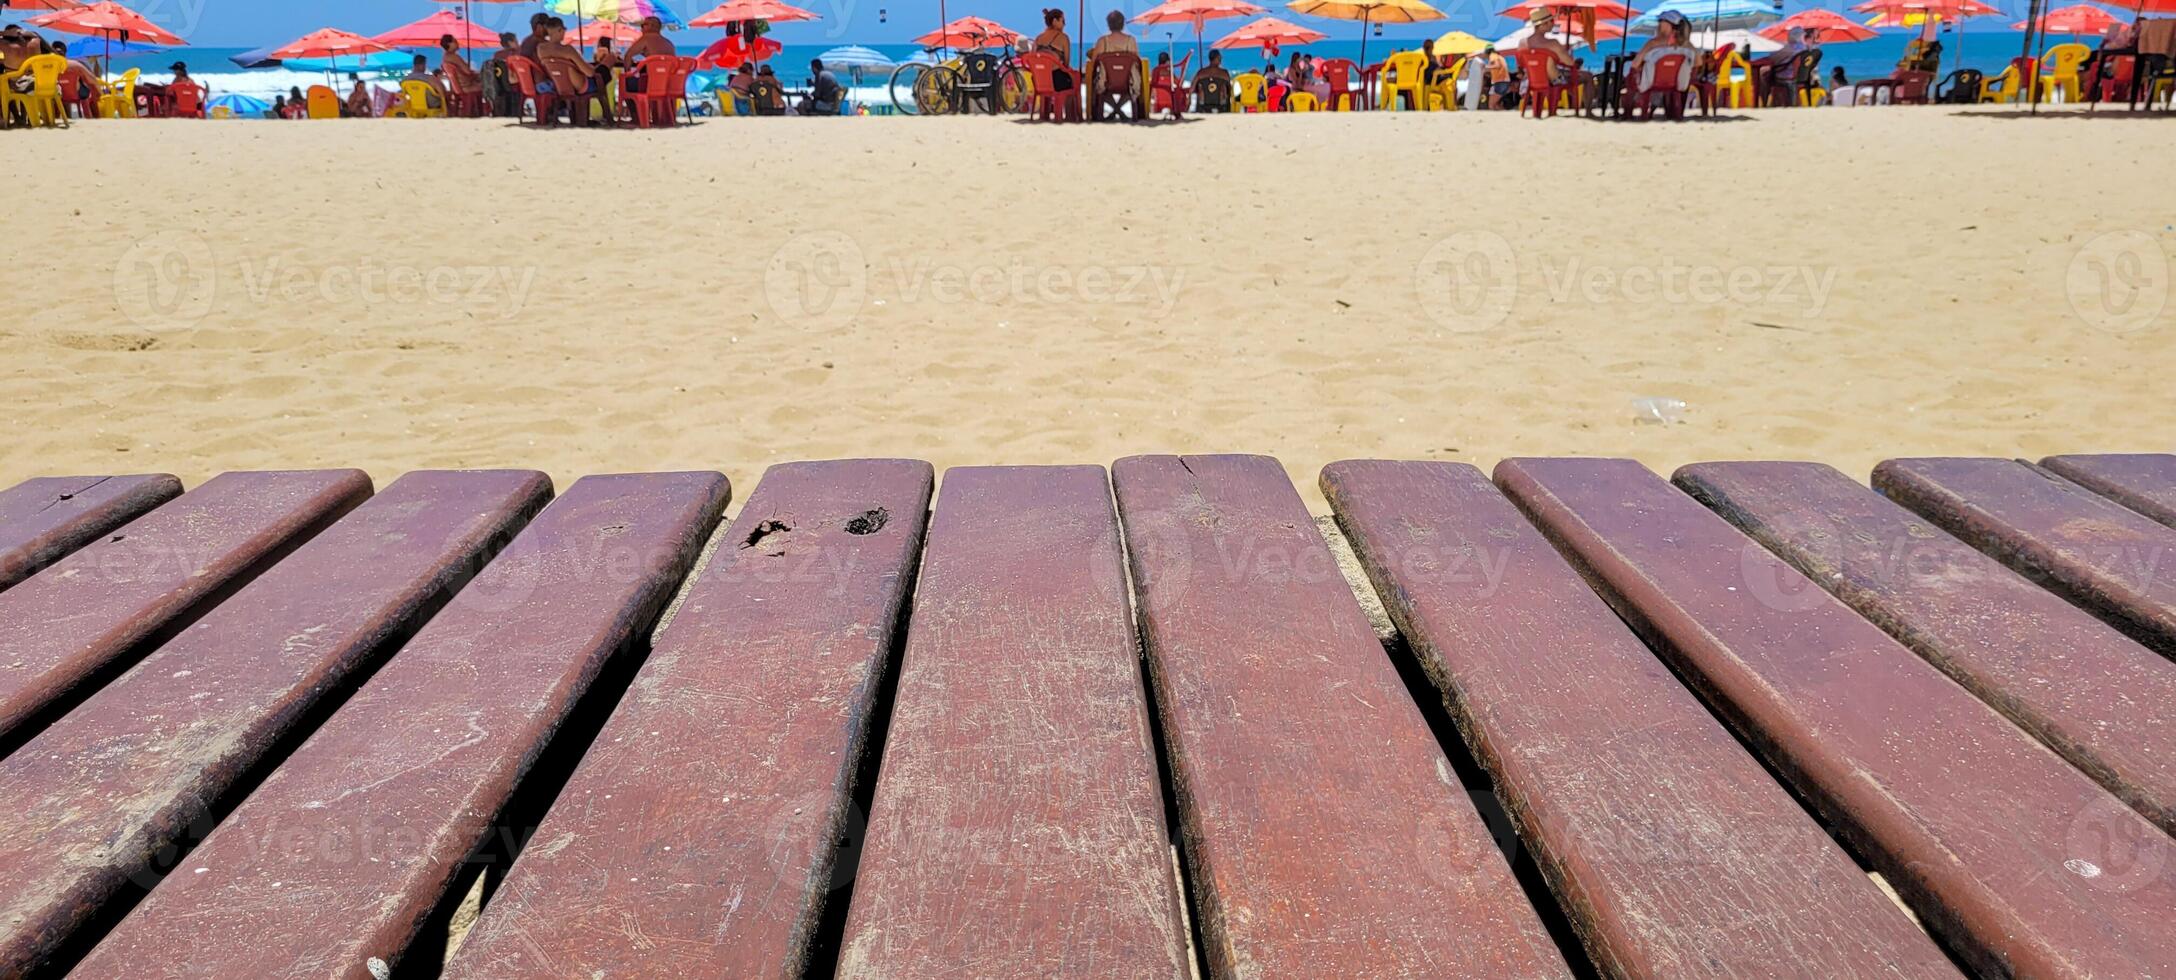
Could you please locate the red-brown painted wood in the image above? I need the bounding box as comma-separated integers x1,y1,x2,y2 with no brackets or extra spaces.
1114,454,1568,980
444,459,932,980
0,470,371,747
2041,453,2176,530
1680,461,2176,837
1873,457,2176,656
0,475,182,592
71,471,727,980
1322,460,1956,979
837,466,1190,980
1499,457,2176,978
0,470,550,978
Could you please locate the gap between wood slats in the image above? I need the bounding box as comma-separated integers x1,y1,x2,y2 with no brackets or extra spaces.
29,503,536,980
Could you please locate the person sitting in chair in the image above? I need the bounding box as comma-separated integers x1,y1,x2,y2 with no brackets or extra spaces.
1752,27,1810,104
439,34,480,111
404,54,448,110
1088,9,1140,119
1193,49,1231,111
798,57,843,115
1033,7,1079,115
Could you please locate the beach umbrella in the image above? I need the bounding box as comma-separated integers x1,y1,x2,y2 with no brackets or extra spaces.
2009,2,2124,33
551,0,686,26
816,44,894,80
229,45,281,68
694,32,781,68
1288,0,1442,67
914,15,1024,49
428,0,528,52
27,0,184,80
2,0,82,11
1630,0,1773,31
1431,28,1490,53
1853,0,1996,71
1138,0,1267,61
1212,15,1328,59
1499,0,1637,54
271,27,397,82
1683,23,1779,48
689,0,818,24
207,91,267,115
1494,18,1627,46
374,9,500,49
1757,7,1877,41
566,19,644,45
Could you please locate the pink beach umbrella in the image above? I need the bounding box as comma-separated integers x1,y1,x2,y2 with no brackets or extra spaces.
1138,0,1268,61
374,9,501,49
2010,2,2125,34
1759,8,1879,42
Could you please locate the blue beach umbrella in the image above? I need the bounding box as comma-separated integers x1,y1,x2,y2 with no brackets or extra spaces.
1629,0,1780,31
229,44,282,68
207,91,269,115
284,50,413,72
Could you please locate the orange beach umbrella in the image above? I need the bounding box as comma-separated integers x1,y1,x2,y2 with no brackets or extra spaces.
373,9,501,49
7,0,84,12
1212,14,1328,55
2009,2,2125,33
272,28,397,60
1288,0,1442,66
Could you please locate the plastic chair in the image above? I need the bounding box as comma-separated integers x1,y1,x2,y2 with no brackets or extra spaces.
1232,71,1265,111
1017,50,1078,121
1150,53,1191,118
1286,90,1318,111
1893,69,1933,104
305,84,340,119
60,65,98,118
541,60,594,124
165,78,206,118
503,56,559,125
1686,43,1731,115
1316,57,1360,109
391,80,446,118
1193,72,1231,112
1092,51,1139,120
620,55,692,126
1979,58,2042,103
1629,52,1689,119
1507,48,1567,117
2,54,69,128
1379,50,1427,110
1712,46,1753,108
2041,42,2090,102
1428,56,1464,110
99,67,140,118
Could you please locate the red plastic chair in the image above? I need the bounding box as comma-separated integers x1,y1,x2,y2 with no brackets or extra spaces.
1893,68,1933,104
621,55,694,127
1016,50,1078,121
1629,53,1689,119
1092,51,1139,121
1151,52,1191,118
1508,47,1568,117
1689,42,1733,116
505,55,559,125
2099,55,2137,102
60,65,99,118
1317,57,1360,109
1359,62,1383,109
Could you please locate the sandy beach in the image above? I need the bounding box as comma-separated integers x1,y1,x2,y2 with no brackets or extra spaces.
6,106,2171,505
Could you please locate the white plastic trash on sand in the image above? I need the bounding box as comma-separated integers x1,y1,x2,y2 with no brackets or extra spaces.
1630,397,1687,424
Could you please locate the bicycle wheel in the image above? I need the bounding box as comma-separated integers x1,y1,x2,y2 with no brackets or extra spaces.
889,62,941,115
913,64,964,115
997,66,1033,114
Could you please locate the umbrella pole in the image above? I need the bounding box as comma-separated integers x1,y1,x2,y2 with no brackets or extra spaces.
1358,10,1369,70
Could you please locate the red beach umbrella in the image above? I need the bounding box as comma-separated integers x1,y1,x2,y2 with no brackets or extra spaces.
694,32,781,67
2009,2,2125,33
373,9,501,49
1759,8,1880,41
914,15,1023,49
27,0,184,45
689,0,819,25
1138,0,1267,60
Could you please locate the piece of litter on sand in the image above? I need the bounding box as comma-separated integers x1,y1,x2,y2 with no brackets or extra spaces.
1630,396,1688,425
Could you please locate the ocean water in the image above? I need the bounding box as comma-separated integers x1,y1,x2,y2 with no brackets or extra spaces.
101,32,2055,106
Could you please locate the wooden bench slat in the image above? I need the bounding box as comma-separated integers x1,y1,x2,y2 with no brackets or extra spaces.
1498,457,2176,978
2040,453,2176,530
444,459,933,979
837,466,1190,980
0,470,371,747
0,470,550,977
70,471,728,980
1680,461,2176,837
0,475,182,592
1114,454,1568,979
1873,457,2176,656
1321,460,1955,978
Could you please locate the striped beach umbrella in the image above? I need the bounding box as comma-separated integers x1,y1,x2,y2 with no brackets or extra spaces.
549,0,687,28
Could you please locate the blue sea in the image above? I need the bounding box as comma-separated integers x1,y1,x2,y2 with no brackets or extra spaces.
98,31,2051,103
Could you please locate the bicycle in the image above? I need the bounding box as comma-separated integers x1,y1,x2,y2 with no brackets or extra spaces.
888,36,1034,115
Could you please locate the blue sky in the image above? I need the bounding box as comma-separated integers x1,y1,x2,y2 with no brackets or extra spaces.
110,0,1519,48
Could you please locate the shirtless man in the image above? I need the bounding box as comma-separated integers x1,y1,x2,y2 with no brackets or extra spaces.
439,33,480,109
535,19,598,122
0,25,37,73
1518,10,1576,88
403,54,447,110
623,16,673,63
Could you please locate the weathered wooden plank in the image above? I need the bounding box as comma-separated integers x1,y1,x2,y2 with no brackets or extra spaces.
1498,457,2176,978
2041,453,2176,530
1680,461,2176,837
71,471,728,980
1114,454,1567,979
0,470,371,748
836,466,1190,980
0,470,550,978
1873,456,2176,656
1321,460,1955,979
444,459,932,980
0,475,182,592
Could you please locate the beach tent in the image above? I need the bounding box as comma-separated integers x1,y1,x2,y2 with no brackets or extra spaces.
1288,0,1444,67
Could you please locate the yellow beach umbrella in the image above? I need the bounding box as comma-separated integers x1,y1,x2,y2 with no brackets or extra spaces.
1287,0,1444,65
1431,28,1488,54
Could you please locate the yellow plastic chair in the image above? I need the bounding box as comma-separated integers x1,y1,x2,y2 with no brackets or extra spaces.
306,84,340,118
1233,71,1265,111
210,104,233,118
1286,90,1319,111
715,89,740,115
1429,56,1464,110
390,80,447,118
1380,49,1427,110
2,54,69,128
98,67,139,118
2041,42,2090,102
1713,48,1753,108
1979,62,2046,103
